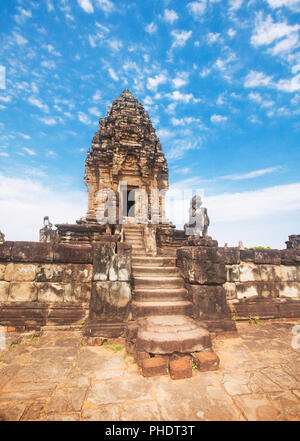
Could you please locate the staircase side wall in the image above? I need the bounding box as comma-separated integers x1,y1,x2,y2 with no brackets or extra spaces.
177,246,300,332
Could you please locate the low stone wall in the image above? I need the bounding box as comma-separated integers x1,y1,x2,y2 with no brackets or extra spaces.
177,245,300,331
225,249,300,320
0,242,93,329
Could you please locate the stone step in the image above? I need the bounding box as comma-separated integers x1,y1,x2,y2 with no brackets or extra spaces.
132,266,179,276
133,287,188,302
135,315,211,354
131,301,193,318
132,256,177,267
134,276,185,289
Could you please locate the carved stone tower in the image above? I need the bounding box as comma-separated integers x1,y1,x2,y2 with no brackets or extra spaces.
82,89,169,226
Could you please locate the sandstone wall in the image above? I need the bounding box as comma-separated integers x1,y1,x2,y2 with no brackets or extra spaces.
177,246,300,331
0,241,132,332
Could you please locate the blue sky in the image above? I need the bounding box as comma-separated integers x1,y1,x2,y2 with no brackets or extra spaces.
0,0,300,247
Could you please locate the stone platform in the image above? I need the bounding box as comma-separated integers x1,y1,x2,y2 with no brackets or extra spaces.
0,319,299,421
134,315,211,354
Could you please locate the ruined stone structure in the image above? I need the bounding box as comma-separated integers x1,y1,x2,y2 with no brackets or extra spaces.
1,90,300,378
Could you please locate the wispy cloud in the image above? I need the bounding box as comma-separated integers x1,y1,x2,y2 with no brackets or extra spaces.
220,166,281,180
171,30,192,48
77,0,94,13
162,9,179,24
187,1,207,19
145,22,157,34
211,114,228,123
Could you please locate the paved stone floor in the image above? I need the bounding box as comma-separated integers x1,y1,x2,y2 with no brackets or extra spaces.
0,319,299,421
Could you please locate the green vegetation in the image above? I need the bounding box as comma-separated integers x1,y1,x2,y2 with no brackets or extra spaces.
103,342,124,352
248,314,264,327
244,246,271,250
190,358,198,371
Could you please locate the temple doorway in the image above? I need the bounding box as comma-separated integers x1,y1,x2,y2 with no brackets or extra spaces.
122,188,136,218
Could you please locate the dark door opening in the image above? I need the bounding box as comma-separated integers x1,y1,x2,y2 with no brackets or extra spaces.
122,189,135,217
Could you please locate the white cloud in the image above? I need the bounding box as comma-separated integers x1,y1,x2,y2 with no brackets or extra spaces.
14,7,32,24
187,1,207,19
270,32,299,56
93,90,101,101
220,166,281,180
108,67,119,81
163,9,179,24
95,0,115,14
78,111,92,125
172,72,189,88
205,182,300,222
23,147,36,156
171,30,192,48
0,66,6,90
229,0,243,10
88,107,100,116
145,22,157,34
147,73,168,91
108,39,123,51
171,116,203,126
166,140,203,160
211,114,228,123
38,117,57,125
207,32,220,44
13,32,28,46
46,1,54,12
266,0,300,10
244,70,273,88
0,174,86,241
228,28,236,38
276,73,300,92
251,13,300,48
41,60,56,69
28,96,49,113
166,90,200,103
0,152,9,157
77,0,94,13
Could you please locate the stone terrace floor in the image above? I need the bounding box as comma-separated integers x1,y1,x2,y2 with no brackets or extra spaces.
0,319,299,421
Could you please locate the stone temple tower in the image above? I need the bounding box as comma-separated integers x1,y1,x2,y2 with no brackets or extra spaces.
82,89,169,226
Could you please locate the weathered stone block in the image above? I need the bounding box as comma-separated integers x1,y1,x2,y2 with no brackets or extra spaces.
236,282,259,300
192,352,220,371
281,249,300,266
188,285,228,319
169,358,192,380
280,266,298,282
0,281,9,301
11,242,53,262
109,254,118,281
4,263,37,282
9,282,38,302
93,243,115,281
260,282,280,298
239,264,261,282
224,248,240,264
240,249,254,262
36,264,65,282
260,265,281,282
254,249,281,265
117,243,132,281
194,247,225,263
37,282,65,302
0,264,6,280
64,283,91,303
279,282,300,299
226,265,239,282
180,259,226,285
224,282,237,300
52,244,93,264
0,242,13,262
136,351,150,367
141,357,168,377
89,281,131,321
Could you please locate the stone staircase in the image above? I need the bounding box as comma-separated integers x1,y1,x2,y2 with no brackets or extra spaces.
123,225,212,356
